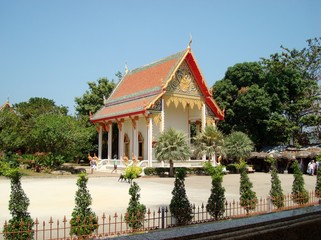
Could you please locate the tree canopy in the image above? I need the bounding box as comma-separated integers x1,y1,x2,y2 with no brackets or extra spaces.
213,37,321,148
0,97,95,161
75,77,116,116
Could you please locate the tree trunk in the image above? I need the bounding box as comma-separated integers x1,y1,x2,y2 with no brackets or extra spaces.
169,160,174,177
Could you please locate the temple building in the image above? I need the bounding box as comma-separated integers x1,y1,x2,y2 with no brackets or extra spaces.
90,46,224,167
0,100,14,112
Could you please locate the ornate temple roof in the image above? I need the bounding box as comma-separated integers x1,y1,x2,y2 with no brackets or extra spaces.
91,48,224,122
0,100,13,112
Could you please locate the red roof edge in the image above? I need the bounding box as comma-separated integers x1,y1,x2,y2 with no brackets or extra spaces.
185,51,224,120
90,110,146,123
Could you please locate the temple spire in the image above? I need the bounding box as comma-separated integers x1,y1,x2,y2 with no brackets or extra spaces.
125,62,129,75
187,34,193,49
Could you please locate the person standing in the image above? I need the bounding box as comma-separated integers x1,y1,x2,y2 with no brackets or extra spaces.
112,155,118,173
90,156,97,174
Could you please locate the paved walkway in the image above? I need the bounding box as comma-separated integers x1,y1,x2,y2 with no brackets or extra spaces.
0,170,317,224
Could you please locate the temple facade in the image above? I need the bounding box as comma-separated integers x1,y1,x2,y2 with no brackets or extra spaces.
90,47,224,167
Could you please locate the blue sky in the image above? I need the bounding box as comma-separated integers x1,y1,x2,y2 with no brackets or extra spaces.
1,0,320,115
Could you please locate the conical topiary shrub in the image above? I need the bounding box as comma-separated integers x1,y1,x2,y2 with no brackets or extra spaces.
3,169,34,240
206,164,226,220
70,173,98,238
292,160,309,204
169,168,193,225
239,161,257,214
267,157,284,208
125,182,146,230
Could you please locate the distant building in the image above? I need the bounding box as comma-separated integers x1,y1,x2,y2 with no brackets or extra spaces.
90,47,224,166
0,100,14,112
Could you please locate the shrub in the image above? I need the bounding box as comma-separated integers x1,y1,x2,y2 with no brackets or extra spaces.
70,173,98,237
125,182,146,230
239,161,257,214
124,165,142,181
206,165,226,220
226,164,239,173
292,160,309,204
3,169,34,240
169,168,193,225
155,168,169,177
315,160,321,197
267,157,284,208
144,167,156,176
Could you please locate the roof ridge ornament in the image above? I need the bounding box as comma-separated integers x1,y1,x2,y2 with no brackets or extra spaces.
125,62,129,75
187,34,192,49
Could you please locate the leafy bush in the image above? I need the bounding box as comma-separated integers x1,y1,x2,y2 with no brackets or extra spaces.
70,173,98,237
239,161,257,214
226,164,239,173
206,165,226,220
124,166,142,180
155,168,169,177
144,167,156,176
3,169,34,240
292,160,309,204
125,182,146,230
169,168,193,225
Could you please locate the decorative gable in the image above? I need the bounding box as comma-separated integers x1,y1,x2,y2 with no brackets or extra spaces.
166,61,202,97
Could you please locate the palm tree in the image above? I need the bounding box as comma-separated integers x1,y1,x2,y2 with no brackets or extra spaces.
193,125,224,163
154,128,191,177
222,131,254,163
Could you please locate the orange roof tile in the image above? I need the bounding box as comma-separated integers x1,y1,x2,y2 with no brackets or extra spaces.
91,48,224,122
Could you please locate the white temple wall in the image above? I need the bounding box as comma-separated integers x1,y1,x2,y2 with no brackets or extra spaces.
189,105,202,121
137,117,148,160
164,103,189,135
122,120,132,158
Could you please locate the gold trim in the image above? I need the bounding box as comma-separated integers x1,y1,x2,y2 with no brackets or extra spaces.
164,95,203,110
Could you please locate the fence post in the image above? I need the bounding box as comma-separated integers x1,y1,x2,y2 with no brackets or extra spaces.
268,196,272,213
161,207,165,229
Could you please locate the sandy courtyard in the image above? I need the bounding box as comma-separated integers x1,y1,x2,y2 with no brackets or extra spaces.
0,172,317,224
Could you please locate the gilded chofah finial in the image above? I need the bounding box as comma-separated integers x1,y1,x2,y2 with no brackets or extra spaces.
125,62,129,75
187,34,193,49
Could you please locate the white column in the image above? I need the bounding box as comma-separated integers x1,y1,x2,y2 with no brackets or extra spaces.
134,128,138,158
98,126,103,159
108,125,112,160
148,117,153,167
161,98,165,132
118,124,124,160
202,103,206,161
202,103,206,130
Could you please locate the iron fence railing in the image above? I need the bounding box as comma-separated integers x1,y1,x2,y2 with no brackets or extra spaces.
1,191,319,239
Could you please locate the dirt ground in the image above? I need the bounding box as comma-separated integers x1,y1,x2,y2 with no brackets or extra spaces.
0,169,318,224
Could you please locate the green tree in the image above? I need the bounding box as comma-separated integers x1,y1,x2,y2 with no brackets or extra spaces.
233,85,271,145
213,38,321,147
0,109,25,154
239,160,257,214
75,77,116,116
70,173,98,238
205,163,226,220
169,168,193,225
212,79,238,134
154,128,191,177
192,125,224,162
3,169,34,240
223,131,254,163
291,160,309,204
267,157,284,208
14,97,68,121
29,114,96,161
125,182,146,230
